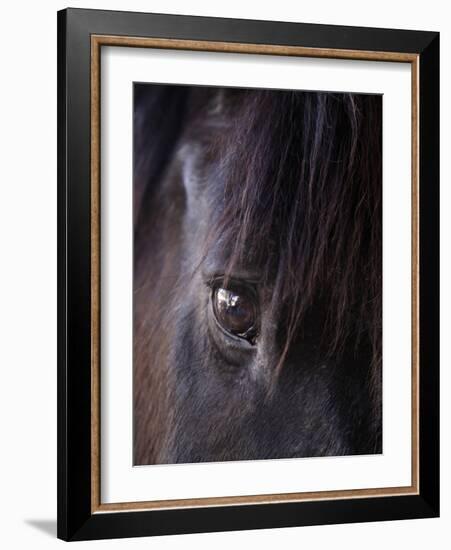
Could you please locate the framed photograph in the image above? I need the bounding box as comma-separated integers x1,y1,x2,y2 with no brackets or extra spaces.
57,8,439,541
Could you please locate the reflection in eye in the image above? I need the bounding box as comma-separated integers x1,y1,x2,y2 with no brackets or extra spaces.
212,286,258,344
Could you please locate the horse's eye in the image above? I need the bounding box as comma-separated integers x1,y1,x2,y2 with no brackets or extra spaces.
212,286,258,344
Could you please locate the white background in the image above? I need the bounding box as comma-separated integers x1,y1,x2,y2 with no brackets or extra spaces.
102,49,412,503
0,0,448,548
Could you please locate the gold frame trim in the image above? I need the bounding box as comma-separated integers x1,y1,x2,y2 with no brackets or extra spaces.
90,35,420,514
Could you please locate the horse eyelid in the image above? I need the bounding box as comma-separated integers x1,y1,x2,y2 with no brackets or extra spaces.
204,274,260,294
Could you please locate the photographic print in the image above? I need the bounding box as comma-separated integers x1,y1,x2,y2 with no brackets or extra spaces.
58,9,439,540
133,84,382,466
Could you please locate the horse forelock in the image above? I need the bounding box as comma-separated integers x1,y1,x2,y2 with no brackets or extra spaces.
193,89,382,376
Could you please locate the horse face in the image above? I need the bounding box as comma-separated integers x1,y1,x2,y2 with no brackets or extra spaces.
133,87,381,464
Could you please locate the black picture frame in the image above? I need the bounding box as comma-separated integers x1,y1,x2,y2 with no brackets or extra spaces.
57,7,439,541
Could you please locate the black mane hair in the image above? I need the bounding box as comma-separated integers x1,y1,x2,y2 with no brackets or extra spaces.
193,89,382,381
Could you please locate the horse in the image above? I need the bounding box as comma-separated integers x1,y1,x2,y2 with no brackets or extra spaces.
133,84,382,465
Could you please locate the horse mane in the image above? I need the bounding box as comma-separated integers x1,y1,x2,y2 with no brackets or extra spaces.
198,89,382,379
